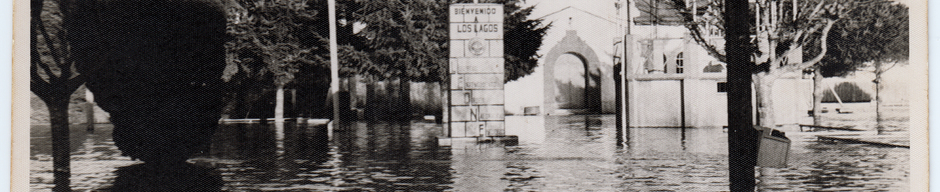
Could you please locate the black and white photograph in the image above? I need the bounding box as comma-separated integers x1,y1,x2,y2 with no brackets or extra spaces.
18,0,927,191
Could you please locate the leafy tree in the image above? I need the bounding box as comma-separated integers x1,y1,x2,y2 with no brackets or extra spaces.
341,0,549,118
810,1,907,123
346,0,449,82
30,0,83,190
495,0,551,82
816,1,908,76
225,0,328,122
346,0,548,82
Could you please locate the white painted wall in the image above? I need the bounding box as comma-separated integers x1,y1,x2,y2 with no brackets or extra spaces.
505,7,619,115
631,80,682,127
684,79,728,127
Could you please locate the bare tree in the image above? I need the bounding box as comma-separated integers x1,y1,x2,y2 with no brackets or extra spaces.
30,0,83,191
658,0,893,127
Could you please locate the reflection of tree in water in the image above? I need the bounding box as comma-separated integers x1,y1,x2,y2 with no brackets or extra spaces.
311,122,454,191
101,163,222,191
191,123,332,190
585,70,602,111
579,115,605,141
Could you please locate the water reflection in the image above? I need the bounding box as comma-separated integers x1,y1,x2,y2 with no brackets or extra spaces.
759,137,910,191
98,163,222,191
30,113,908,191
192,121,453,191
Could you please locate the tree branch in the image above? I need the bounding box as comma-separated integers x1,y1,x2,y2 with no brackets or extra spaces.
783,0,829,48
803,0,828,22
65,74,84,92
767,10,836,69
668,0,726,62
250,35,274,57
37,56,58,84
780,19,836,73
767,23,818,67
37,18,65,72
30,0,50,95
687,22,727,62
31,62,52,96
54,0,71,66
796,20,836,68
877,62,898,75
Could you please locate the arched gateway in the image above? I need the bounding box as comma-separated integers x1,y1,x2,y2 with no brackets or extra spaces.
542,30,603,115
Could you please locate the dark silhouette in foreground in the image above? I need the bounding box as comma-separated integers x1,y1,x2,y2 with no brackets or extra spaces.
69,0,228,163
99,163,223,192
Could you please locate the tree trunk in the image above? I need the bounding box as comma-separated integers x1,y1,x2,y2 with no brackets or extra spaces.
47,95,72,192
398,76,412,120
259,99,268,125
874,61,883,133
275,85,285,123
256,83,268,125
291,89,297,118
425,82,437,118
875,78,883,134
365,81,377,120
724,0,758,189
439,81,448,124
33,86,82,192
348,76,358,110
753,73,775,128
812,68,825,125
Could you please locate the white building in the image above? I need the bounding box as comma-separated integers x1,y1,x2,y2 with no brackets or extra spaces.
505,2,813,127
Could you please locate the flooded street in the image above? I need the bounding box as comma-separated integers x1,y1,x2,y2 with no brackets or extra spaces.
31,107,908,191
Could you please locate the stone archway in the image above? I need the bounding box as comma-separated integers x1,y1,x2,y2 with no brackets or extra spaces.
543,30,602,115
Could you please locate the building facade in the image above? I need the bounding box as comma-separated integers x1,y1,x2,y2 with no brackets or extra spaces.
505,4,813,127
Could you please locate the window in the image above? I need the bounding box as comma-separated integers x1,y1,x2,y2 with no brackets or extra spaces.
717,82,727,93
676,52,684,74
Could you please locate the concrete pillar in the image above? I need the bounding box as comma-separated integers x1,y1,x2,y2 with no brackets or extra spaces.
651,39,665,73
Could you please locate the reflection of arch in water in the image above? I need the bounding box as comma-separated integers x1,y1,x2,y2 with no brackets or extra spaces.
543,30,602,114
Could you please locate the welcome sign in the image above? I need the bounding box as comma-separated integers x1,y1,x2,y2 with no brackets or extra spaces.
447,3,504,138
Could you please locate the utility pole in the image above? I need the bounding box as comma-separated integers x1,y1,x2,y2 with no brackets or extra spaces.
725,0,758,190
617,0,632,147
329,0,340,133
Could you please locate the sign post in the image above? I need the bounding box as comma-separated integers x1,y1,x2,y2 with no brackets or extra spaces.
448,3,504,137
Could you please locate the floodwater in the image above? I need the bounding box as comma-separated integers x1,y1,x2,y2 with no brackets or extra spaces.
30,106,908,191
